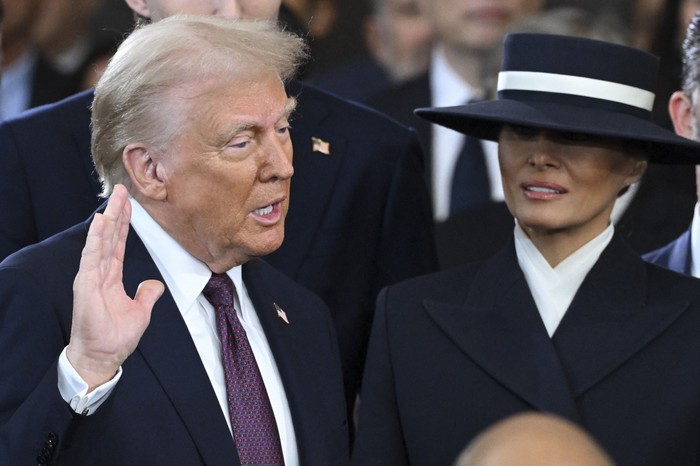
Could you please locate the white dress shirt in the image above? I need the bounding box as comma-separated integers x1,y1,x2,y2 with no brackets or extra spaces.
514,222,614,337
430,46,504,221
58,197,299,465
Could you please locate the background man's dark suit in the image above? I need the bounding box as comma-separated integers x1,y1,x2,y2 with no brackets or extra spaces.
352,234,700,466
0,81,438,412
0,216,348,465
370,73,696,267
369,73,431,187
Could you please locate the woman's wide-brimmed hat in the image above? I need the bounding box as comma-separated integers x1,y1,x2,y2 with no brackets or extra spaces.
416,33,700,164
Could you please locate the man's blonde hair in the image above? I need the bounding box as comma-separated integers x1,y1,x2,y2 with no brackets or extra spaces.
91,14,307,197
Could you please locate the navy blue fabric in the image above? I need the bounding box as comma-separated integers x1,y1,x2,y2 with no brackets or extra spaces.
449,135,491,215
353,233,700,466
502,33,658,90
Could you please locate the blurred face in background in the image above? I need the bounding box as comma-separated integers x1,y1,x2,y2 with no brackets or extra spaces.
365,0,433,81
31,0,99,57
417,0,544,53
126,0,282,21
1,0,42,62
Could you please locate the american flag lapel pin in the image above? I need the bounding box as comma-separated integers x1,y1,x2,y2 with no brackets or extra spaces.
274,302,290,324
311,136,331,155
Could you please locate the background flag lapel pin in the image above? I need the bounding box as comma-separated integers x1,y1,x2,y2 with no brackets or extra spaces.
311,136,330,155
274,302,289,324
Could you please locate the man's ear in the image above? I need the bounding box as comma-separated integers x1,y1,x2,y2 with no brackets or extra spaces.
124,0,152,19
122,143,167,201
669,90,696,139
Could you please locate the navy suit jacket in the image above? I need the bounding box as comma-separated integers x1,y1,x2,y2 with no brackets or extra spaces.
643,226,693,274
352,233,700,466
0,82,438,410
0,215,348,465
369,73,431,188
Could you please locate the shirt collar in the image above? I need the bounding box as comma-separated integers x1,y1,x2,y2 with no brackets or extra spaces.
430,45,480,108
128,197,244,314
514,221,614,276
514,222,614,336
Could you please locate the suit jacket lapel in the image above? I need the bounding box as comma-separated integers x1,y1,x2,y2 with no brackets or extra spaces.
552,234,691,397
242,259,340,463
265,81,344,278
425,243,581,422
121,229,240,465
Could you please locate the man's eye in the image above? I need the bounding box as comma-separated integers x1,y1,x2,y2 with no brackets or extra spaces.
229,140,250,149
277,126,290,136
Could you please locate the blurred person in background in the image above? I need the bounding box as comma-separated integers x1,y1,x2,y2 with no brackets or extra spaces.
310,0,433,103
279,0,337,79
0,0,80,120
644,10,700,275
370,0,545,223
31,0,101,80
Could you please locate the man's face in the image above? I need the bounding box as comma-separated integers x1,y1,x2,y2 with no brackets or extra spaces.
137,0,281,21
371,0,433,80
150,71,295,270
418,0,544,53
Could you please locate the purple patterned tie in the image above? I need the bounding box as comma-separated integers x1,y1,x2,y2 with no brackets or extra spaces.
203,273,285,466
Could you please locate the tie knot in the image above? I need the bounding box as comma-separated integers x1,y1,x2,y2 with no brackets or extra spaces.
203,273,235,309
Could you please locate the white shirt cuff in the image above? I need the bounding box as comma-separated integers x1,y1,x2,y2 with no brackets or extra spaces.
57,347,122,415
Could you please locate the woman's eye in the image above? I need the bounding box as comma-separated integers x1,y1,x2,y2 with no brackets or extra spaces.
559,131,592,142
509,124,538,138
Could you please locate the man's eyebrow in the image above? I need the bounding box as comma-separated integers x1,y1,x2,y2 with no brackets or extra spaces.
228,97,298,134
283,97,298,120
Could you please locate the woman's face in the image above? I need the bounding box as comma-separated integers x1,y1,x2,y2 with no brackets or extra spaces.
498,126,647,245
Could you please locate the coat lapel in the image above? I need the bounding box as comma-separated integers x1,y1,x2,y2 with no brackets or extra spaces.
265,81,345,278
242,259,342,463
121,229,240,465
552,234,691,396
425,243,581,422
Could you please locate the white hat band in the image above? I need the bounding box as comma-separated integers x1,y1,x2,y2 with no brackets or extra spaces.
497,71,655,111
